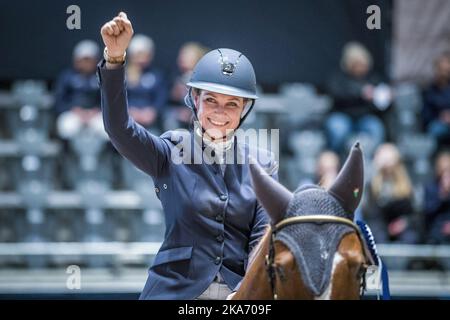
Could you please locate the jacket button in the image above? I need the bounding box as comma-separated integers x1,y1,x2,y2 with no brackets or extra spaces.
216,234,224,243
155,187,160,193
215,214,224,222
219,194,228,201
214,256,221,265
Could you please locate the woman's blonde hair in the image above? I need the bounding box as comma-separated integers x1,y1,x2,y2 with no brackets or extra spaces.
371,143,412,199
129,34,155,55
340,41,373,72
180,42,209,64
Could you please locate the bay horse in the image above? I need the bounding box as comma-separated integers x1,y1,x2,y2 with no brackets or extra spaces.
233,142,373,300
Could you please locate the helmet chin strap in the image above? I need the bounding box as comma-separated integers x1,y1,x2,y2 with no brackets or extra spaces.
239,99,255,126
194,126,234,154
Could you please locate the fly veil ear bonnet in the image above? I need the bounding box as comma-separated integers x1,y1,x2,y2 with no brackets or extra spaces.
249,142,365,296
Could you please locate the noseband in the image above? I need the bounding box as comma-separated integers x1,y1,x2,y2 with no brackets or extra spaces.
265,215,373,299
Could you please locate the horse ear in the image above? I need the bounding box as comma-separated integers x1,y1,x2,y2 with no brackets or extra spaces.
249,159,293,224
328,142,364,214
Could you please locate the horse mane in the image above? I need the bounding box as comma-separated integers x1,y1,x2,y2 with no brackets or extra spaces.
248,225,271,269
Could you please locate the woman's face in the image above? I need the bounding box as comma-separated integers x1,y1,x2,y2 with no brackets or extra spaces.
130,50,153,69
194,90,245,139
435,56,450,82
374,144,400,175
347,58,369,78
74,57,97,74
177,47,200,73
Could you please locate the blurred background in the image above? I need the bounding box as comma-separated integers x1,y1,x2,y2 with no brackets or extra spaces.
0,0,449,299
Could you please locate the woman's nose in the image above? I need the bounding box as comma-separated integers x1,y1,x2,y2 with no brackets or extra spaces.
214,103,225,113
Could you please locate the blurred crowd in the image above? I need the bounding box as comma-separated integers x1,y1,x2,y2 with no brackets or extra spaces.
48,36,450,246
54,36,209,138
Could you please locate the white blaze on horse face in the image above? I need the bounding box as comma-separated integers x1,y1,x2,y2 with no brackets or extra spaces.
314,252,344,300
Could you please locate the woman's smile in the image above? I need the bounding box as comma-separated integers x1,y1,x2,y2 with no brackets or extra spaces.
207,117,229,127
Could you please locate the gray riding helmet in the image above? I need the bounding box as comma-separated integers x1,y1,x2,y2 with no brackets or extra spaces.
185,48,258,126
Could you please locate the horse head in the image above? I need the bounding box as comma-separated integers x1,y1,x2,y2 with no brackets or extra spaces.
235,142,368,300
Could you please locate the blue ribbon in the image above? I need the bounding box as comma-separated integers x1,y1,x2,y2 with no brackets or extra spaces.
356,220,391,300
380,259,391,300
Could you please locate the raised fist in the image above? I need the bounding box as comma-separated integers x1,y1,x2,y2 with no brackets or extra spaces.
100,12,134,58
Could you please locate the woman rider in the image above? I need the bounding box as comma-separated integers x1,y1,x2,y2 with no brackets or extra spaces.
98,12,278,300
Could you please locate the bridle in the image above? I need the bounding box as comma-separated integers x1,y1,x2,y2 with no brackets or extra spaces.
264,215,374,300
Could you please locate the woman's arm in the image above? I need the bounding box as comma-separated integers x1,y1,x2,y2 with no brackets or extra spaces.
99,12,169,177
99,63,169,177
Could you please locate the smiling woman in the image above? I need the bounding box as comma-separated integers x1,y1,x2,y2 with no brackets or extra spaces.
99,12,278,300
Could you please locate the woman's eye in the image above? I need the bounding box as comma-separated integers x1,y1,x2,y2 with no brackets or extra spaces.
206,97,216,103
227,102,238,108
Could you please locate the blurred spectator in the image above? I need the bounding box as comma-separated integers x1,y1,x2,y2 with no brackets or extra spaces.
54,40,106,139
423,151,450,244
126,34,168,130
316,150,340,189
422,52,450,145
166,42,208,130
325,42,391,154
363,143,418,243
